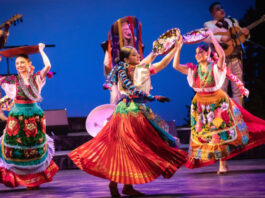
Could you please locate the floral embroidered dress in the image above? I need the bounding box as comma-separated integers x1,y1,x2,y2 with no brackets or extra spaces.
0,72,58,187
185,62,265,168
69,62,187,185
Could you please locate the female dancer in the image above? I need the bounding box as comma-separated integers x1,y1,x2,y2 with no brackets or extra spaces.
0,43,58,189
173,30,265,174
69,45,187,197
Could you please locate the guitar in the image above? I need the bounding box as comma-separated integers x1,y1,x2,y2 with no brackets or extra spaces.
214,15,265,56
0,14,23,29
0,14,23,49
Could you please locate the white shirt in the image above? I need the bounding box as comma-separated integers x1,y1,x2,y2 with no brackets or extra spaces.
204,17,240,43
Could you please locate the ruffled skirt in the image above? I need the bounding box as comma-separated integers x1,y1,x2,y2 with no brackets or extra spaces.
69,99,187,184
0,102,58,187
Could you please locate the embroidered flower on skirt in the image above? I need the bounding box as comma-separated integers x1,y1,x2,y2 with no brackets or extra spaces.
191,97,236,145
40,116,46,134
24,117,38,137
24,149,39,158
221,110,230,124
4,146,13,158
6,117,20,136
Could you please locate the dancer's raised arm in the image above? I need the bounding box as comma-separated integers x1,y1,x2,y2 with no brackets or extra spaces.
39,43,51,80
140,52,157,65
172,37,188,75
151,44,178,73
207,30,225,70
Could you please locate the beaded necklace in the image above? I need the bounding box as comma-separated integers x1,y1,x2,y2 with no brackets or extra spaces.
18,74,42,102
197,62,213,88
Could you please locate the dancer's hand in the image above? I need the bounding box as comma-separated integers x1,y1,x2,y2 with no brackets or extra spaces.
206,29,214,36
175,35,183,50
154,95,170,103
38,43,45,51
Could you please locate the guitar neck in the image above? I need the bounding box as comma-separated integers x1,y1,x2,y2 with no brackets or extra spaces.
0,21,11,29
0,14,22,29
246,17,265,30
0,23,7,29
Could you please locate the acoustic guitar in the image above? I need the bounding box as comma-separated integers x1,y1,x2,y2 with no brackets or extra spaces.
214,15,265,56
0,14,23,49
0,14,23,29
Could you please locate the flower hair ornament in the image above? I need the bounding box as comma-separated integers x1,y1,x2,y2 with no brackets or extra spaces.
211,51,219,62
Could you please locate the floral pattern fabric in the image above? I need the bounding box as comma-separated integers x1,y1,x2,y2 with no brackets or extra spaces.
186,62,250,167
1,103,47,166
191,97,237,145
0,72,57,187
189,90,249,161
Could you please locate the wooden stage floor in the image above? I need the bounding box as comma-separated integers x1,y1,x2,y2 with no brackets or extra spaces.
1,159,265,198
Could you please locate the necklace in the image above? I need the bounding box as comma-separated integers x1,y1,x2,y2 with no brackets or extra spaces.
197,62,213,88
18,74,42,102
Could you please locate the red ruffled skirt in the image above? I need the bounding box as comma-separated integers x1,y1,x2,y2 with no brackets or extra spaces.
226,102,265,158
69,101,187,184
0,160,58,187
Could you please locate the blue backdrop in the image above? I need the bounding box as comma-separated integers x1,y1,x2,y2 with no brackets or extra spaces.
0,0,254,125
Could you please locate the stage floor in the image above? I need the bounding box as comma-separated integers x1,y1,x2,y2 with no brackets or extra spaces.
1,159,265,198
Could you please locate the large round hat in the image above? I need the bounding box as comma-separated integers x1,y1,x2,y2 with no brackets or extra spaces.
0,45,39,57
85,104,116,137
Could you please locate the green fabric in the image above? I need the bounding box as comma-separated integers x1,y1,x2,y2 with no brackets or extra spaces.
114,100,176,147
115,101,140,115
9,103,44,117
148,119,177,147
5,102,45,147
0,147,48,166
1,102,47,164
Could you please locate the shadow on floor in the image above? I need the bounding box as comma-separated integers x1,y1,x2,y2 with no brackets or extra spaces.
191,168,265,176
120,193,195,198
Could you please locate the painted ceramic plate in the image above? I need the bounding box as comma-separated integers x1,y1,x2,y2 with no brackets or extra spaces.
152,28,181,55
183,28,208,44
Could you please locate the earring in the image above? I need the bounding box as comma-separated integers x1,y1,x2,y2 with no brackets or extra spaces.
124,62,129,68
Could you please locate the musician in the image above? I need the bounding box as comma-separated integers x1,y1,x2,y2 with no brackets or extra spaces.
204,2,249,106
0,22,10,121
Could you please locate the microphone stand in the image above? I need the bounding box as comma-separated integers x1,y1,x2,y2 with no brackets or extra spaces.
0,72,56,77
245,39,265,51
3,44,55,49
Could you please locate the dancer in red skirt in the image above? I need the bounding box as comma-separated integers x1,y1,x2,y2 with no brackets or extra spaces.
69,45,187,197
